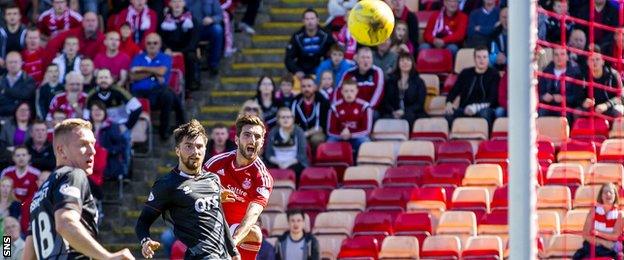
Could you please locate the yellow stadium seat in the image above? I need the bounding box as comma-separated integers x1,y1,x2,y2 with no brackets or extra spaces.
373,119,410,141
586,163,624,185
313,212,355,237
562,209,589,234
545,234,583,258
326,189,367,212
573,185,601,209
426,96,447,116
378,236,420,259
317,235,343,260
454,48,475,74
451,187,491,215
537,185,571,220
397,140,435,166
462,164,503,187
357,142,397,166
536,117,569,147
537,210,561,236
436,211,477,236
450,117,489,140
462,235,503,260
411,117,449,141
420,73,440,96
546,163,584,186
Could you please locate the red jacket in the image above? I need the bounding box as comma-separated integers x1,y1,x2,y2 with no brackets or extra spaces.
423,10,468,45
498,71,507,109
334,66,385,108
46,27,105,59
327,98,373,139
108,7,158,46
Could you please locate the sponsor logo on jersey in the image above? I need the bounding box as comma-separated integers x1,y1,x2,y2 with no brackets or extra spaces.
242,178,252,189
183,186,192,194
257,187,270,199
148,192,154,201
59,184,81,199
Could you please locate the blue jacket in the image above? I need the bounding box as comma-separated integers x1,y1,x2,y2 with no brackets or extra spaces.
98,121,130,178
315,59,355,85
185,0,223,25
467,7,500,38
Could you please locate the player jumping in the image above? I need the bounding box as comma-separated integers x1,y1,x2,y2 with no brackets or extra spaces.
135,119,240,259
204,115,274,260
23,119,134,259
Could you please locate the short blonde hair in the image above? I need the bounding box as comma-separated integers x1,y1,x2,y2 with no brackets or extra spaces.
53,118,92,147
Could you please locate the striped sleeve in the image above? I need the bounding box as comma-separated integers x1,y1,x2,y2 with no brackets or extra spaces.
250,160,273,208
203,150,235,172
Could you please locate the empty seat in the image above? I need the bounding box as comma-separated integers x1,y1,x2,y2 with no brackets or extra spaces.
372,119,410,141
599,139,624,163
544,234,583,258
556,140,597,165
436,211,477,236
269,168,296,190
537,210,561,236
366,187,412,212
573,185,600,209
397,140,435,166
299,167,338,190
571,117,609,141
382,166,426,187
352,211,395,237
425,96,448,116
337,236,380,260
436,140,474,164
378,236,420,259
478,211,508,236
326,189,367,212
407,187,448,216
491,117,508,140
537,186,572,219
490,186,508,212
315,142,354,167
454,48,476,74
265,188,290,213
462,164,503,187
537,139,556,166
417,48,453,73
475,140,508,165
545,163,584,188
420,235,462,259
461,235,503,260
420,73,440,96
450,117,489,140
287,190,330,213
411,117,449,141
357,142,397,166
561,209,589,234
317,235,343,260
421,163,469,187
536,117,569,147
343,166,385,190
609,117,624,138
586,163,624,185
393,212,433,245
450,187,490,220
313,211,355,237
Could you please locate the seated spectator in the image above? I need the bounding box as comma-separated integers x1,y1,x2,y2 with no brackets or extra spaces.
580,46,623,118
21,28,49,85
0,177,21,219
318,70,335,101
572,0,618,50
315,44,354,87
3,216,24,259
567,28,588,75
265,108,309,182
605,28,624,72
191,0,223,76
119,23,142,59
47,71,88,121
380,52,427,127
335,12,357,60
0,5,27,61
37,0,82,37
445,46,499,128
385,0,419,54
275,209,320,260
285,8,335,77
538,47,583,120
25,120,55,172
390,21,414,55
129,33,185,140
326,0,357,32
52,36,81,83
94,31,131,87
538,0,574,44
573,182,622,259
110,0,158,45
459,0,483,14
421,0,468,56
489,7,507,71
160,0,200,89
374,39,398,76
36,64,63,119
80,58,96,93
0,103,33,155
46,12,104,60
86,70,142,131
0,146,40,203
255,75,279,128
205,123,236,161
465,0,499,48
291,75,329,149
335,47,385,109
276,73,296,108
0,52,36,118
89,100,130,180
327,79,372,152
230,0,261,35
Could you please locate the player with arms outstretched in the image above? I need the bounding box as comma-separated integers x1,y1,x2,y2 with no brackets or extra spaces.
204,115,273,260
135,119,240,259
23,119,134,260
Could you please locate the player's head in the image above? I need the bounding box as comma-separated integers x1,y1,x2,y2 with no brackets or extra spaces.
174,119,208,173
597,182,619,206
3,216,20,240
0,176,16,201
341,79,359,102
12,146,31,168
235,115,266,162
210,123,229,146
53,119,96,175
286,209,306,234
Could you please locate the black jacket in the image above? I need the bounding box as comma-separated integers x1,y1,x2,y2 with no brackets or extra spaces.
585,65,621,106
538,61,584,108
573,2,619,49
25,138,55,172
0,72,36,117
159,9,200,53
447,67,500,108
290,93,330,132
381,73,427,120
285,26,335,74
275,232,320,260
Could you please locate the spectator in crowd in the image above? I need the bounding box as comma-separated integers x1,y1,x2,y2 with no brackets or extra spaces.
87,69,142,130
580,46,623,118
0,146,39,203
538,47,583,120
0,103,33,155
374,39,398,76
385,0,419,54
52,36,81,83
47,71,87,121
36,64,63,119
318,70,335,101
275,209,319,260
327,79,372,152
0,52,35,118
538,0,574,44
160,0,200,90
0,5,27,61
390,21,414,55
465,0,499,48
231,0,261,35
80,58,96,93
257,217,276,260
205,123,236,161
286,8,335,77
119,22,142,59
489,7,508,71
3,216,24,260
496,71,507,118
255,75,279,128
459,0,483,14
37,0,82,37
315,44,354,87
291,75,329,149
326,0,357,32
573,182,622,259
0,177,20,219
129,33,185,140
265,108,309,183
195,0,224,76
568,28,588,74
335,47,385,109
110,0,158,45
573,0,619,50
86,102,107,200
380,52,427,128
89,100,130,180
335,10,357,60
21,28,48,85
24,120,55,171
606,28,624,67
276,73,296,109
421,0,468,56
94,31,131,87
46,12,104,60
445,46,499,128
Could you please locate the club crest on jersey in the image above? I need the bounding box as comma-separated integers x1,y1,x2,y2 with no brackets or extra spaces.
148,192,154,201
242,178,252,189
59,184,81,199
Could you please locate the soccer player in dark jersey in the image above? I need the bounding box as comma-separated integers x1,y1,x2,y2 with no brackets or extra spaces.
135,119,240,259
22,119,134,260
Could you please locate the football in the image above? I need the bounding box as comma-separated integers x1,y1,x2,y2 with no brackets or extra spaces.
348,0,395,46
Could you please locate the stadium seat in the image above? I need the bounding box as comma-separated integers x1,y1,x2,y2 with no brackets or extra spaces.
442,73,458,95
287,190,330,213
462,164,503,188
450,117,489,140
544,163,584,190
536,117,569,147
420,73,440,96
393,212,433,245
436,211,477,236
270,213,311,236
407,187,448,217
269,168,296,190
436,140,474,164
454,48,475,73
537,210,561,236
265,188,290,213
357,142,397,166
478,211,508,237
599,139,624,163
475,140,508,165
397,140,435,166
537,185,571,220
571,117,609,142
372,119,410,141
313,211,356,237
366,187,413,212
326,189,367,212
299,167,338,190
544,234,583,258
315,141,354,168
343,166,385,190
421,163,469,187
411,117,449,141
561,209,589,234
491,117,508,140
417,48,453,73
450,187,490,220
420,235,462,259
461,235,503,260
609,117,624,138
352,211,395,238
537,139,556,167
573,185,600,209
318,235,344,260
556,140,597,167
382,166,425,187
490,186,508,212
429,95,451,117
586,163,624,185
378,236,420,259
337,236,380,260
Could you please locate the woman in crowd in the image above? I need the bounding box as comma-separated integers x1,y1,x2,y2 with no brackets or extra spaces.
0,177,21,219
380,52,427,128
264,107,309,185
0,102,34,168
89,100,130,185
254,75,279,128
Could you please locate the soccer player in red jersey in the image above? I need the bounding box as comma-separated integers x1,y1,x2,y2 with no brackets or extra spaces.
204,115,273,260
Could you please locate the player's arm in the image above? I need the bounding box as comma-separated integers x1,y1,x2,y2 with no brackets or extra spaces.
135,179,170,258
55,208,121,259
21,236,36,260
231,202,264,245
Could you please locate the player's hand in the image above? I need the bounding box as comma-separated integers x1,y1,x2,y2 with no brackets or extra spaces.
111,248,135,260
221,189,237,203
141,240,161,259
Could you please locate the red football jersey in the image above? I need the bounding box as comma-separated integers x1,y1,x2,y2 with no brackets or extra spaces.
327,98,373,138
37,9,83,37
0,166,40,202
47,92,88,121
203,151,273,225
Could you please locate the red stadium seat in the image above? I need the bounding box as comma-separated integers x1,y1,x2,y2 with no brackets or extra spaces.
436,140,473,164
393,212,433,246
475,140,508,165
382,166,426,187
599,139,624,163
268,168,296,190
421,163,469,187
537,139,555,167
556,140,597,165
420,235,462,259
137,98,151,114
442,74,458,95
407,187,448,217
315,142,354,181
366,187,413,212
417,49,453,73
287,190,330,213
490,186,508,212
337,236,380,260
462,235,504,260
299,167,338,190
544,163,584,192
571,117,609,140
479,210,508,237
352,211,395,239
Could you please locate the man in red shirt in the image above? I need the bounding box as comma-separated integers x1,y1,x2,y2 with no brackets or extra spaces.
47,71,88,121
37,0,82,37
334,47,385,109
94,31,131,86
21,28,52,85
0,146,39,202
420,0,468,56
109,0,158,46
327,79,373,152
46,12,104,60
204,115,273,260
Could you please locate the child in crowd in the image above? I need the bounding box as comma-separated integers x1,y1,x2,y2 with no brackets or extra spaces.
390,20,414,55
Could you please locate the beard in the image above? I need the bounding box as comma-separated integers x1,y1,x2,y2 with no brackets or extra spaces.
238,145,257,161
182,156,201,172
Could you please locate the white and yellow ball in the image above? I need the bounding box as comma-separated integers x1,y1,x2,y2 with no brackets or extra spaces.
348,0,395,46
